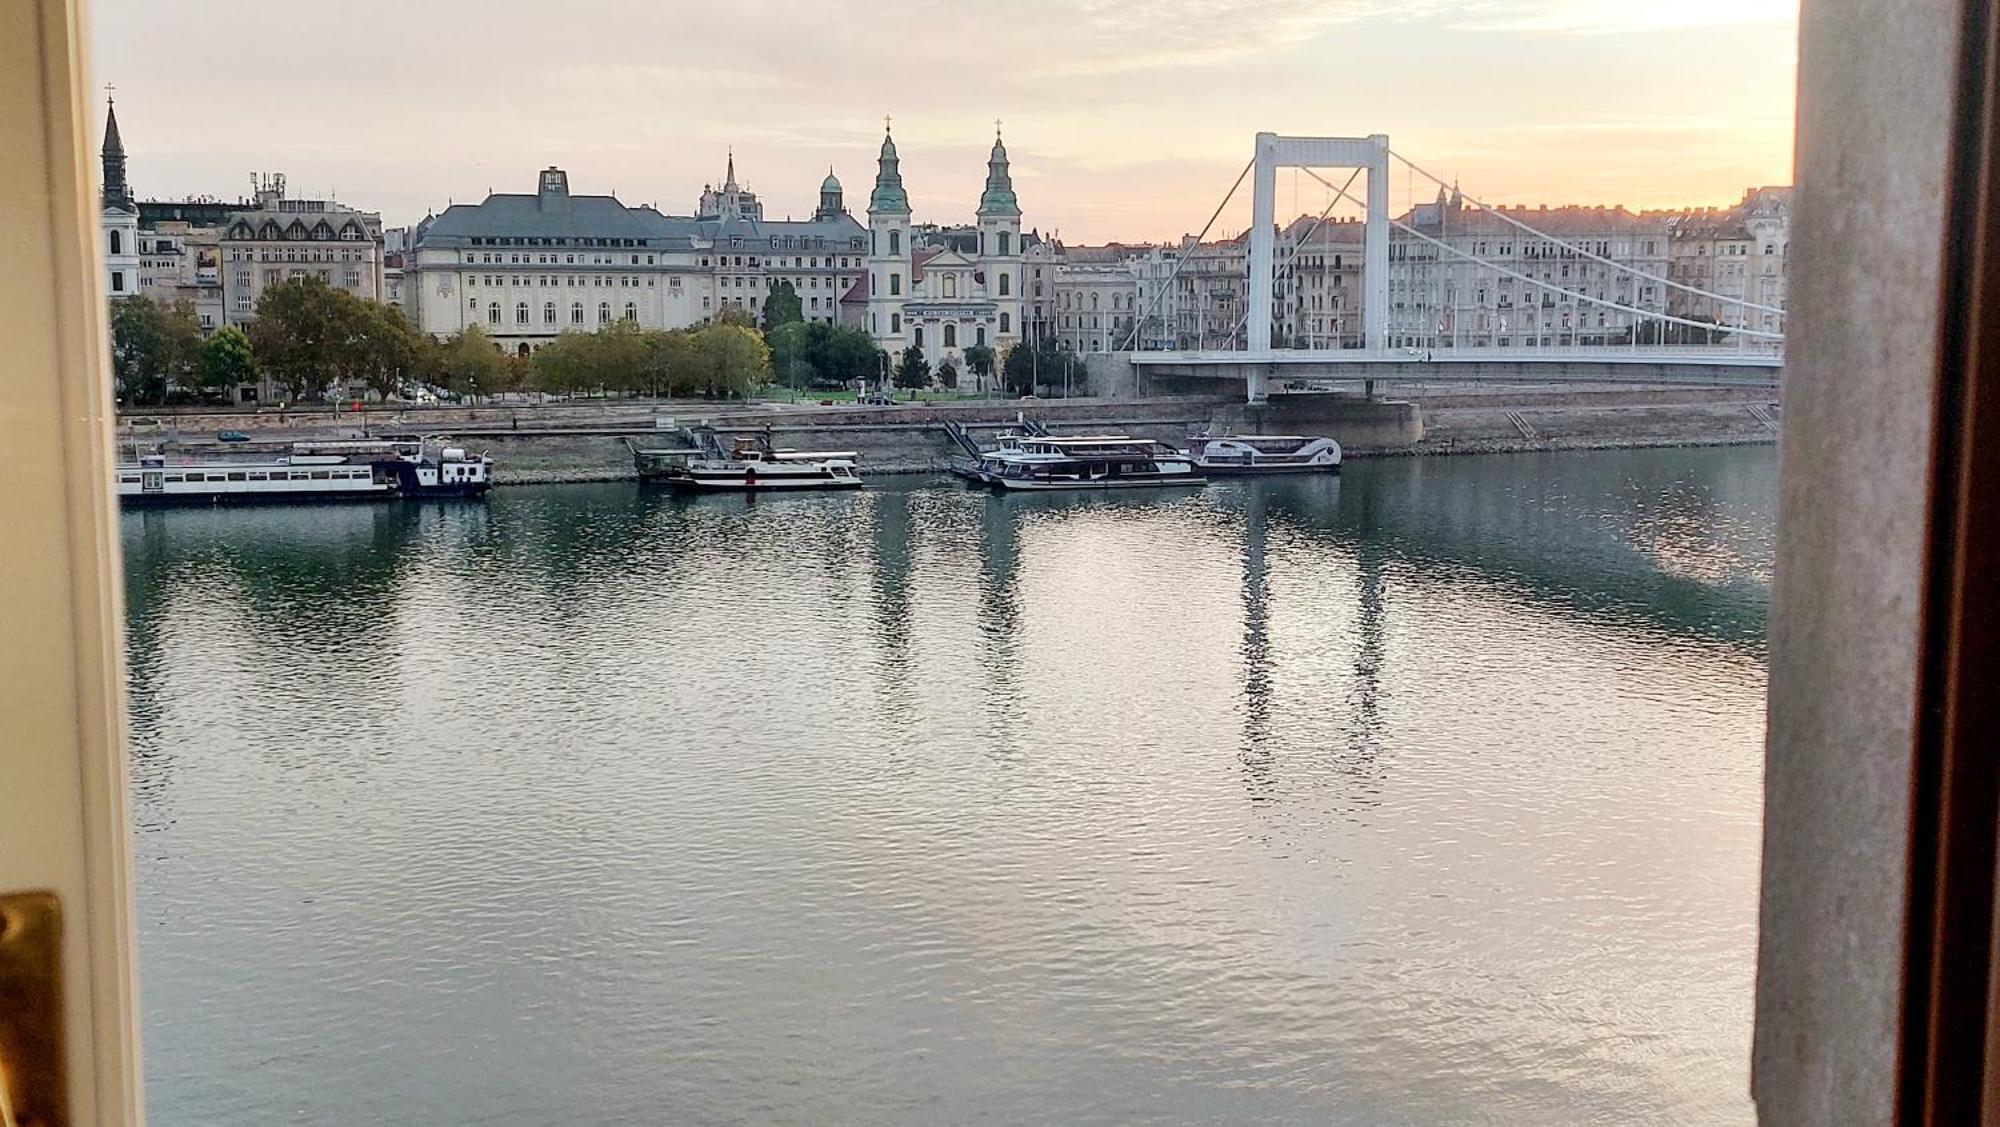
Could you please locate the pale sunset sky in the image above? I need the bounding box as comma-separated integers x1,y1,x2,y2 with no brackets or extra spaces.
91,0,1797,243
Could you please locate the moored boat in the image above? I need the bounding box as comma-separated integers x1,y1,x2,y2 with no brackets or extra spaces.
1187,433,1342,474
633,430,863,492
116,438,493,506
982,434,1205,491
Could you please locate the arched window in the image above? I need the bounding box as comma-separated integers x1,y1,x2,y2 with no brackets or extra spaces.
889,229,900,254
487,302,501,325
943,275,957,298
891,313,901,333
944,324,957,347
1090,293,1100,310
890,273,902,296
914,325,924,348
976,326,986,346
109,229,122,255
1000,312,1010,334
998,273,1010,296
515,302,529,325
544,302,556,325
598,302,611,324
571,302,584,325
623,302,637,322
999,232,1012,256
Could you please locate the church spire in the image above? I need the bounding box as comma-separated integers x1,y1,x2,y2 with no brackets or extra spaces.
724,147,737,190
101,92,133,211
869,118,910,215
976,121,1020,218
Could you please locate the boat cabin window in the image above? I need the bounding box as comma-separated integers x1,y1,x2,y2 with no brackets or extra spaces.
228,472,246,482
119,475,138,484
207,473,228,482
249,472,267,481
310,471,330,480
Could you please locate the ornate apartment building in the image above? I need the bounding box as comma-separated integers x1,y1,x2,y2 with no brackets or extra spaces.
218,174,384,327
1658,187,1791,339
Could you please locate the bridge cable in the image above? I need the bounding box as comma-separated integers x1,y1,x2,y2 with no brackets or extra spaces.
1298,166,1786,342
1117,158,1254,353
1384,147,1792,319
1219,167,1363,347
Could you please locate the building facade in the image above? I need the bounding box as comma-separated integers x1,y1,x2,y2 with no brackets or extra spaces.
861,125,1025,380
1659,187,1791,340
406,160,868,353
219,174,385,328
1051,245,1141,354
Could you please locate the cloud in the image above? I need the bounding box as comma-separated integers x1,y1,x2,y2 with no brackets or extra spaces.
1449,0,1796,33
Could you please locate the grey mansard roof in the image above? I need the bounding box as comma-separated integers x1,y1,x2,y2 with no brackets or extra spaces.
415,191,706,250
697,211,869,253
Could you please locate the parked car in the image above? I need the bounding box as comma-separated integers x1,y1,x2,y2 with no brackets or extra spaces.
859,394,897,406
217,430,251,442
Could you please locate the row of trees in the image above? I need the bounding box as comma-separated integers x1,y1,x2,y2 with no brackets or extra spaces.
111,273,1094,406
531,319,771,398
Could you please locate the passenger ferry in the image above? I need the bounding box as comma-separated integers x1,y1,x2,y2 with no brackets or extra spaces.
1186,433,1343,474
981,434,1205,491
632,431,863,492
116,439,492,506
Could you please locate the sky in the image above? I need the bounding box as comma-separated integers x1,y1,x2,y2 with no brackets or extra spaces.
90,0,1798,244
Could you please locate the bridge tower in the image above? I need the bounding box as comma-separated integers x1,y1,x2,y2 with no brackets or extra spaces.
1246,134,1389,400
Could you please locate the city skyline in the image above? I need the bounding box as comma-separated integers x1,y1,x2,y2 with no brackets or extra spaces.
91,0,1798,243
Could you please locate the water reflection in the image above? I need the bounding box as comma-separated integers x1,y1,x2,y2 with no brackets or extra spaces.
124,446,1773,1127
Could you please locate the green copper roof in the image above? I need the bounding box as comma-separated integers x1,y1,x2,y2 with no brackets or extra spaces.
821,168,842,193
977,134,1020,218
869,129,910,215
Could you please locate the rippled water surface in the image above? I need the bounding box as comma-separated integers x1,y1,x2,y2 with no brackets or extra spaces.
124,447,1774,1125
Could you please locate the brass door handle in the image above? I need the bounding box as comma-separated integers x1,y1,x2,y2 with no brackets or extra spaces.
0,892,68,1127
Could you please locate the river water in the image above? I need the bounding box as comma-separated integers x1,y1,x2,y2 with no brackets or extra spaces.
122,446,1774,1125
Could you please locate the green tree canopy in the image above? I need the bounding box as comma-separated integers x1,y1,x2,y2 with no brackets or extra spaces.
766,321,815,388
760,281,804,331
963,344,995,389
109,295,202,404
1002,340,1085,396
439,324,509,400
935,358,959,389
893,345,930,392
247,277,353,402
196,325,255,397
689,323,771,397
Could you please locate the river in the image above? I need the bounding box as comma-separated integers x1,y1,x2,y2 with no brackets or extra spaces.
122,446,1774,1125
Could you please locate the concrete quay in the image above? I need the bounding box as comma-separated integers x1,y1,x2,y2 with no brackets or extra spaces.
116,385,1778,485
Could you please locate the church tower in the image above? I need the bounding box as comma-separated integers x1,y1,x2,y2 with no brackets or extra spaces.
867,122,912,358
975,125,1024,352
99,93,140,298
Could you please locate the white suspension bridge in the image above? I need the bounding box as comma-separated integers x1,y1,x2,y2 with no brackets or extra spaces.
1120,134,1783,403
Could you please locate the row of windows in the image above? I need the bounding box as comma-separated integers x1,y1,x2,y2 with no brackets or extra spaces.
468,274,657,290
474,252,656,267
121,469,371,485
480,300,637,326
470,236,648,248
872,312,1013,337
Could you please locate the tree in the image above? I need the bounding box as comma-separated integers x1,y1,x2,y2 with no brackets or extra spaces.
819,325,882,388
760,282,803,331
713,306,757,329
439,324,508,400
689,323,770,397
353,303,429,400
766,321,815,388
963,344,995,391
936,359,959,390
1001,341,1036,396
643,329,696,397
109,295,200,404
196,325,256,399
247,276,351,402
1001,340,1085,397
893,345,930,393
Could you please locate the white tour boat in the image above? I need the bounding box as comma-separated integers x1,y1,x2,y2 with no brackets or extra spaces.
633,432,863,492
116,439,493,506
1186,433,1343,474
982,434,1205,491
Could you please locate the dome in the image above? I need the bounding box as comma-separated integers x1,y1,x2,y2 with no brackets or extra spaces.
821,168,842,193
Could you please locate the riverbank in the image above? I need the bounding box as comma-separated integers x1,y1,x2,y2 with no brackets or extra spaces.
117,385,1778,484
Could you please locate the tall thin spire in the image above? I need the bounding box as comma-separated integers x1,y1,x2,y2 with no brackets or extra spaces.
101,92,133,211
725,147,737,190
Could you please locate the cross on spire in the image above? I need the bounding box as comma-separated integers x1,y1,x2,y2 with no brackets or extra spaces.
104,82,115,103
995,118,1002,139
884,114,892,133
